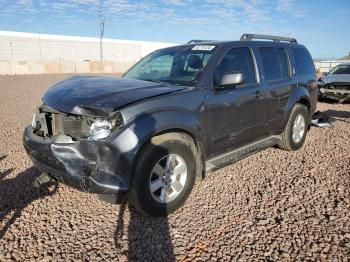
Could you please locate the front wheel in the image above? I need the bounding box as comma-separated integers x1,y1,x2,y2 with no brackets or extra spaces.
278,104,309,151
128,133,197,217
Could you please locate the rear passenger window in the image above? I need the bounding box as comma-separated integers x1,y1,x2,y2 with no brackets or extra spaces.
260,47,289,81
292,48,315,75
214,47,256,86
276,48,289,78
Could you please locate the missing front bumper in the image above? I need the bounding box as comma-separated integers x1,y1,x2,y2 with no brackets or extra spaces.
319,87,350,103
23,126,128,195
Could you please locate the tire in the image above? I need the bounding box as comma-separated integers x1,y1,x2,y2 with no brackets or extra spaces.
128,133,197,217
278,104,309,151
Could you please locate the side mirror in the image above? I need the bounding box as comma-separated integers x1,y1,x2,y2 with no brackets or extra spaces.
217,72,245,89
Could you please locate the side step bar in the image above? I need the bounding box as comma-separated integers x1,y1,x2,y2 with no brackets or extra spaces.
205,135,281,172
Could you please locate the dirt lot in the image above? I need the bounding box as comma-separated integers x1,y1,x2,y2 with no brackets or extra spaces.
0,74,349,261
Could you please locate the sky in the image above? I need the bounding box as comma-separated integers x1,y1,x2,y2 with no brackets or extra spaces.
0,0,349,59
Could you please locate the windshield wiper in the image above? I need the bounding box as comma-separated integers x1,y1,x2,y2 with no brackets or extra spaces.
139,79,172,85
139,78,196,87
160,79,197,86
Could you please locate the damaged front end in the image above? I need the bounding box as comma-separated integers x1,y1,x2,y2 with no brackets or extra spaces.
319,81,350,103
23,104,139,203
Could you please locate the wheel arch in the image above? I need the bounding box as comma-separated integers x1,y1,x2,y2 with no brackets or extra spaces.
296,96,311,109
137,128,205,179
127,111,208,183
281,87,311,130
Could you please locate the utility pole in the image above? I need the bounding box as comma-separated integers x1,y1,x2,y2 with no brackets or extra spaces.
99,1,105,72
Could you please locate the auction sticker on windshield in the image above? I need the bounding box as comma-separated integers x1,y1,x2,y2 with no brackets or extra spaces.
192,45,216,51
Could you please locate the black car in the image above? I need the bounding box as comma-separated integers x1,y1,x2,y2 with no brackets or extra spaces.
23,34,318,217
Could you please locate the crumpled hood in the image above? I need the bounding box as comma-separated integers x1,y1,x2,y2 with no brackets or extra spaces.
43,76,186,116
321,74,350,84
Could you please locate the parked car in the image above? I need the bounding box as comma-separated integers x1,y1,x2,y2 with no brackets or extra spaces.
23,34,318,217
319,63,350,103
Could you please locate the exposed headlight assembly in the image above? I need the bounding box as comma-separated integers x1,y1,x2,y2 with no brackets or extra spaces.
87,112,123,141
88,119,112,141
30,105,123,141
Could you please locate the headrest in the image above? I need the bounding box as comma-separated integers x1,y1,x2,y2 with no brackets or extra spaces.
188,55,203,70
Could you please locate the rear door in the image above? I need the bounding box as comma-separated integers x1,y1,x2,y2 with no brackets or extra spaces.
206,46,267,156
258,46,294,133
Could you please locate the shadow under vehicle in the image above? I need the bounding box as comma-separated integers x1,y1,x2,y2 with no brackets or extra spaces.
0,158,58,239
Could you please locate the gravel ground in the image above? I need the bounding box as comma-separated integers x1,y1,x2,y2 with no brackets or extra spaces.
0,74,349,261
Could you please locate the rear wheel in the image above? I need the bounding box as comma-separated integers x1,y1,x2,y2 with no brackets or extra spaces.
129,133,197,217
278,104,308,151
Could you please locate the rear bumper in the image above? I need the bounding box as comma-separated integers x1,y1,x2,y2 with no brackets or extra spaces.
23,126,135,195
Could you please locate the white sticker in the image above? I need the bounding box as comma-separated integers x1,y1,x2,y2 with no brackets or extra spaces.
192,45,216,51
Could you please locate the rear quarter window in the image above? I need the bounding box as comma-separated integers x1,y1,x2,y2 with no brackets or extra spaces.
292,48,315,75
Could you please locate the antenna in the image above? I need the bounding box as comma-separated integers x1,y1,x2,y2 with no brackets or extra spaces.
99,1,105,72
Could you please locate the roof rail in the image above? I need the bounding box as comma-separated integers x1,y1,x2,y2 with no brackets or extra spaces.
240,34,297,44
187,40,215,44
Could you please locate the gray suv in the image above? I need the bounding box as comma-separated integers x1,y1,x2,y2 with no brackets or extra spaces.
23,34,317,217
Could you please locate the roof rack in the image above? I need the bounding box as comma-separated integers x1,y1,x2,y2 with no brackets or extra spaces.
187,40,215,44
240,34,297,44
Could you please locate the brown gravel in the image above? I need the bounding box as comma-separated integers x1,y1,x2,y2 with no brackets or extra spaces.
0,74,350,261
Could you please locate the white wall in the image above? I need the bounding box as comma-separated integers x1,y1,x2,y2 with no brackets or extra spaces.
314,60,350,74
0,31,176,75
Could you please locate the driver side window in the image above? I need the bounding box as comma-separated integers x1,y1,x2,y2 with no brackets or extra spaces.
214,47,256,87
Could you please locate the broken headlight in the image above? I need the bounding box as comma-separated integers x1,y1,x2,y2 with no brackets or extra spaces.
88,119,113,141
87,112,123,141
30,105,123,140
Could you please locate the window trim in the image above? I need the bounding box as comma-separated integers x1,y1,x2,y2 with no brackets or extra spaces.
284,48,292,78
250,47,260,84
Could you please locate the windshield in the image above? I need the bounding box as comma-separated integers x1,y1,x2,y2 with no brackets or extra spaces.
329,65,350,75
123,45,216,86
